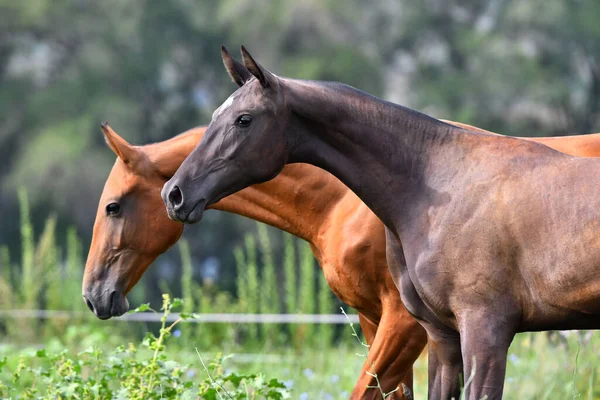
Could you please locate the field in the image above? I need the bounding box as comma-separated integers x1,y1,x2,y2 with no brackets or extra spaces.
1,312,599,399
1,193,599,399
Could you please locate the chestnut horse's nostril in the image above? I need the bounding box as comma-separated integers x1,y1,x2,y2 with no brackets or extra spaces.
168,186,184,209
83,296,95,314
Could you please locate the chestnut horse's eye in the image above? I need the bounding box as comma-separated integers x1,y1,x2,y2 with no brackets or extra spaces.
237,114,252,127
106,202,121,216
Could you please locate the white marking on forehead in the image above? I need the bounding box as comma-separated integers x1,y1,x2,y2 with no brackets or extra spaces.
212,93,237,119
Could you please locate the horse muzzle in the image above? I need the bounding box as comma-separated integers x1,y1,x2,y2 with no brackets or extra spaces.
161,181,207,223
82,290,129,320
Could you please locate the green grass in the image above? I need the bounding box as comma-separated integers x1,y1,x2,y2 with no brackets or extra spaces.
0,342,362,399
212,332,600,399
505,332,599,399
410,332,600,400
1,319,599,399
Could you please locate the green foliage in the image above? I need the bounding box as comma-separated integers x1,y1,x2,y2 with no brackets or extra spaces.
5,190,89,342
179,238,239,349
230,224,338,349
195,351,291,400
0,294,291,399
3,0,600,315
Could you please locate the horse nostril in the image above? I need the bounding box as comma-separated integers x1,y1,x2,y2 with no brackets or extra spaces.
83,296,95,313
168,186,184,209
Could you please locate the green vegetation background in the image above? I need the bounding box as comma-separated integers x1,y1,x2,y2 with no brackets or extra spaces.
2,1,600,305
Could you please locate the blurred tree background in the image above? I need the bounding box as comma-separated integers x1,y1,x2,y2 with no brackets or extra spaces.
1,0,599,303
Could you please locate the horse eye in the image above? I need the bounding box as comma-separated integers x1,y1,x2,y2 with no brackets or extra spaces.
237,114,252,127
106,202,121,216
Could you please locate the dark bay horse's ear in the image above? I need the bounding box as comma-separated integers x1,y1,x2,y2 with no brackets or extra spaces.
240,45,275,88
101,122,140,166
221,46,252,87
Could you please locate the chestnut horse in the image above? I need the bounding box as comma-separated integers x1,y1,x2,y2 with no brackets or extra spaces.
162,47,600,400
83,122,600,400
83,123,423,399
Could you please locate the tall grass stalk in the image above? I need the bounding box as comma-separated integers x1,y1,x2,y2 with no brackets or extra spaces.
317,273,334,346
15,188,38,342
37,216,63,336
283,233,298,344
283,233,297,313
256,223,280,345
0,245,12,310
65,226,84,311
234,247,248,312
298,240,316,345
458,357,484,400
38,216,60,311
43,224,84,320
342,307,400,399
195,282,212,314
179,239,195,344
179,239,194,311
18,188,36,308
142,294,186,397
0,245,10,283
244,234,259,342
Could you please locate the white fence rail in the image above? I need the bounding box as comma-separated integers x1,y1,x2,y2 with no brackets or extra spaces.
0,309,360,324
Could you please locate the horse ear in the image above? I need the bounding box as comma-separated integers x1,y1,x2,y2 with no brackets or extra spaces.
101,122,139,165
221,46,251,87
240,45,275,88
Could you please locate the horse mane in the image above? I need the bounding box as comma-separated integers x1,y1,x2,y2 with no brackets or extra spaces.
287,78,462,133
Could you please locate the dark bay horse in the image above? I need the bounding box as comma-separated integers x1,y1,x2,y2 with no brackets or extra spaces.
162,47,600,399
84,121,600,399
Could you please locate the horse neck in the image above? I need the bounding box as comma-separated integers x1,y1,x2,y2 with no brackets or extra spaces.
145,127,344,246
144,127,206,178
284,79,466,230
209,164,348,245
